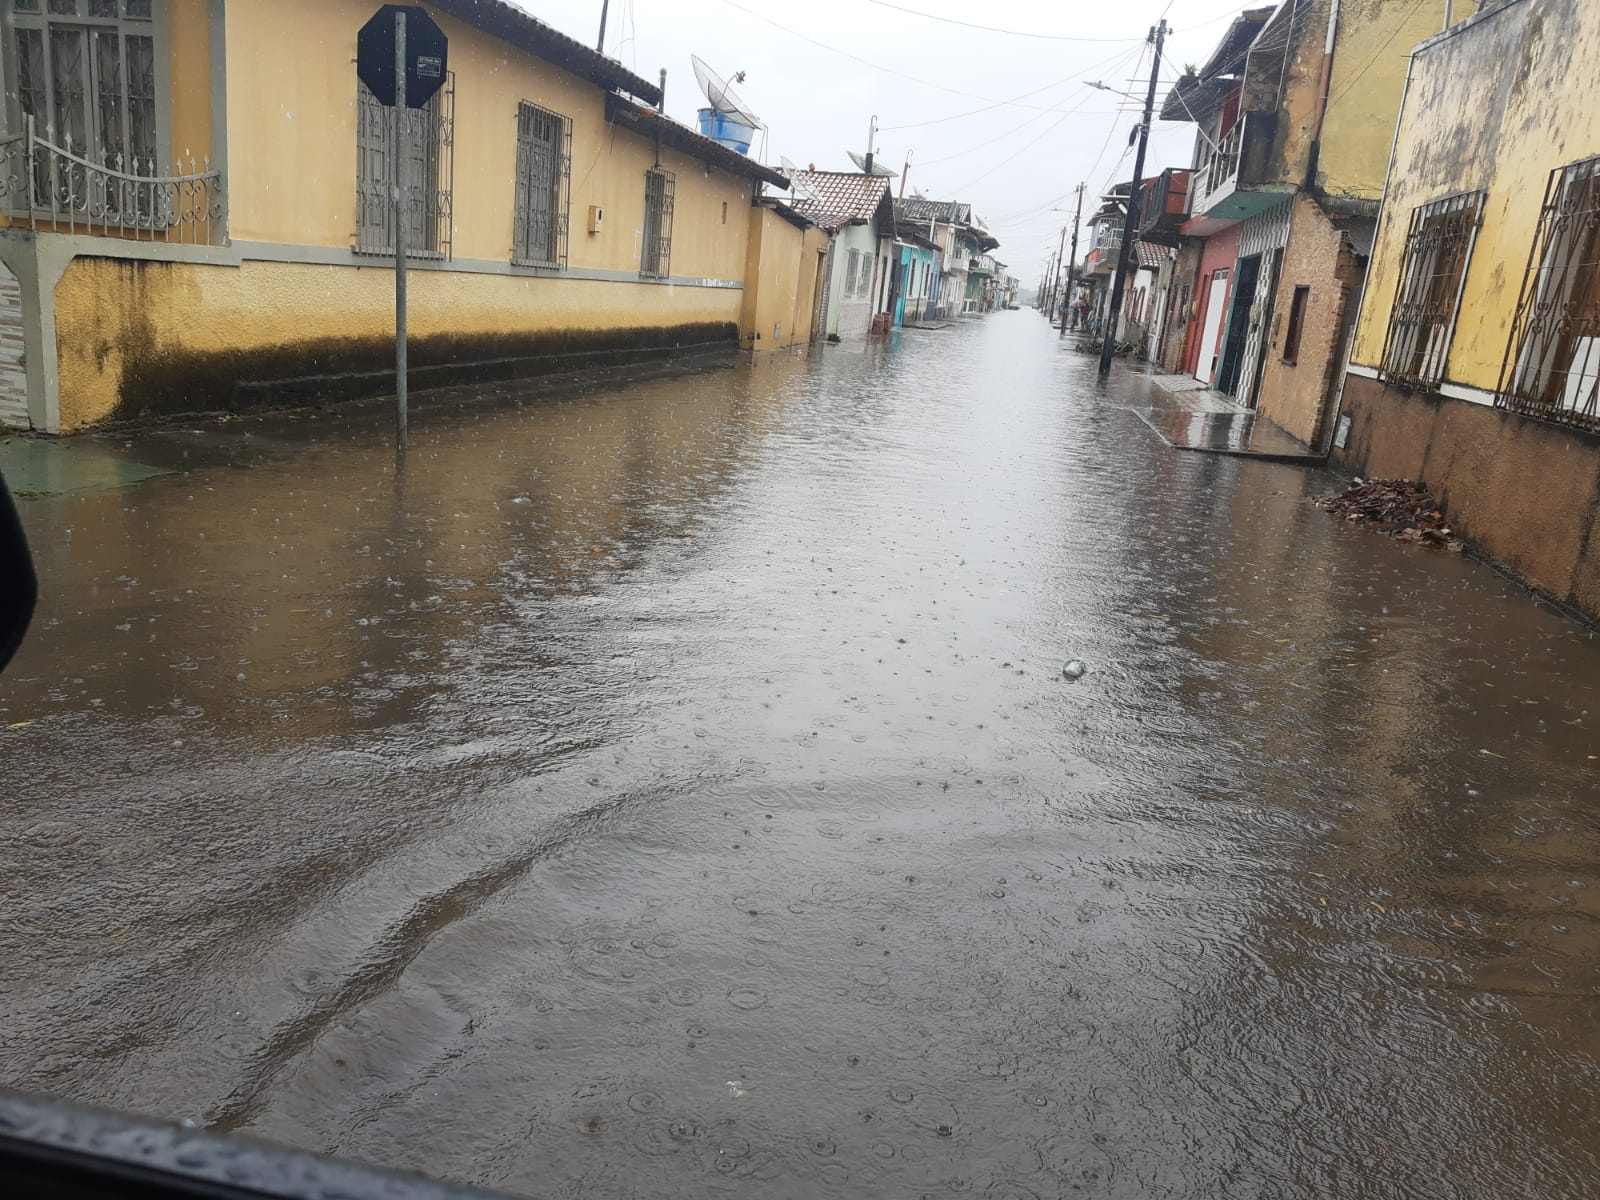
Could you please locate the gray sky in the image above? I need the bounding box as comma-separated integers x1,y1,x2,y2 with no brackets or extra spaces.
511,0,1249,280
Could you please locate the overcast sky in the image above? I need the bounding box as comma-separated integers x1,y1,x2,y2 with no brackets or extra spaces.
510,0,1250,280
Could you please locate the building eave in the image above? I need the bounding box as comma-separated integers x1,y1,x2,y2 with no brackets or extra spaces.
604,95,790,188
430,0,662,105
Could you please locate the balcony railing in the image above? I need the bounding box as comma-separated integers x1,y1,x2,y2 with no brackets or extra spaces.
0,117,223,244
1189,119,1241,218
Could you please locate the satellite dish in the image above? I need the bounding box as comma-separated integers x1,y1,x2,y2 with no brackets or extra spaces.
692,54,763,128
780,156,823,206
847,150,896,178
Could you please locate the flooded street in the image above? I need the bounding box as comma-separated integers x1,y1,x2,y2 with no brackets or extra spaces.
5,313,1600,1198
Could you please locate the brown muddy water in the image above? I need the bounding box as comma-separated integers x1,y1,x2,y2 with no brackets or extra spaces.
3,313,1599,1198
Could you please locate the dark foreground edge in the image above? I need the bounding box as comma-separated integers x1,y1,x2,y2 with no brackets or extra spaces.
0,1088,513,1200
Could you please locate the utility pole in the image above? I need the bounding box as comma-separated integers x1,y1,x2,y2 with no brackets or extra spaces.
1060,182,1084,339
393,9,408,449
1050,224,1068,327
1099,19,1165,377
597,0,609,51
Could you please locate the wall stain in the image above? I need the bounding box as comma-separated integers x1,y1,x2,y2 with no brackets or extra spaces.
110,321,740,425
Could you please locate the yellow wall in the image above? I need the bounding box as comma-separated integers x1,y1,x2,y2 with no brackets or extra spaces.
1349,0,1596,392
168,0,213,165
223,0,753,279
1317,0,1455,203
739,209,828,351
53,256,743,429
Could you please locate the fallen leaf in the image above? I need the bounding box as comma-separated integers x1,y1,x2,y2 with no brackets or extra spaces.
1370,902,1388,913
7,720,30,729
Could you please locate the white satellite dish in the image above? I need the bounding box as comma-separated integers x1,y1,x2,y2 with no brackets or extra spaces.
847,149,897,178
692,55,763,128
780,156,823,206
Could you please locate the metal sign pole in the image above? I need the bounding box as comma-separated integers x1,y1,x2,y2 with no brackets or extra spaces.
393,9,408,449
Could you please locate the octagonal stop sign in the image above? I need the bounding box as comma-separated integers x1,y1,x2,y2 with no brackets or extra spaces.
357,5,447,109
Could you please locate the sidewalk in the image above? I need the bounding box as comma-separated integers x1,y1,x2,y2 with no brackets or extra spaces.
1125,372,1321,462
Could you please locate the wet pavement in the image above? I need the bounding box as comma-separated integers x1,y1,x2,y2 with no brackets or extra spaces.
4,313,1600,1199
1131,373,1317,460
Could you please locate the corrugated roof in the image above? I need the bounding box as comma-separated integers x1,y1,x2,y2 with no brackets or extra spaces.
897,197,971,224
431,0,661,105
789,171,892,233
604,95,790,188
1198,7,1276,79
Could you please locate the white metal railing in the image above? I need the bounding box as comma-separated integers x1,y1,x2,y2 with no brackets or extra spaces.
0,117,223,243
1190,119,1241,216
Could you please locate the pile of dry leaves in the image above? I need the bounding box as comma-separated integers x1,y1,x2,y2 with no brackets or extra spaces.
1314,478,1463,551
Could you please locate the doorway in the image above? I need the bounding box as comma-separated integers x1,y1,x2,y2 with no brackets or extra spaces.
1216,254,1260,396
809,249,827,343
1195,268,1230,385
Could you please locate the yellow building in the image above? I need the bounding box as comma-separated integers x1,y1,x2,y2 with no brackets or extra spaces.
1160,0,1458,444
1335,0,1600,621
0,0,819,433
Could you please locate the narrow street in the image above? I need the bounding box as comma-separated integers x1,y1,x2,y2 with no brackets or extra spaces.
5,313,1600,1198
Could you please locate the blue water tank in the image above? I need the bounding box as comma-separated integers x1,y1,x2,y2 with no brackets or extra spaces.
697,108,755,156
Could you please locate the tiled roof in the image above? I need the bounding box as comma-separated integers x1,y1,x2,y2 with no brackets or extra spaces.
432,0,661,104
1134,240,1170,270
789,171,891,233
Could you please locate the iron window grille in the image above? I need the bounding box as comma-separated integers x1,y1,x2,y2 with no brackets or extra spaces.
640,166,674,278
1497,156,1600,431
512,100,570,269
843,248,858,299
0,0,221,240
1379,190,1484,390
356,73,454,259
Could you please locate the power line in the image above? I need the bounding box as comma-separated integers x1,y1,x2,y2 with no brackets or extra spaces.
864,0,1141,42
713,0,1095,112
882,42,1144,131
1326,0,1430,111
919,88,1100,167
941,44,1149,199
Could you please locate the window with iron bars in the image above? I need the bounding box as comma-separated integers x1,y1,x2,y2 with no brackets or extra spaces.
356,73,454,259
8,0,156,209
512,100,570,269
1379,191,1483,390
1498,156,1600,431
640,167,674,278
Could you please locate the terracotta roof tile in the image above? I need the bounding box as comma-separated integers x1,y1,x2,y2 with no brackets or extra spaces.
788,171,891,233
1134,240,1170,269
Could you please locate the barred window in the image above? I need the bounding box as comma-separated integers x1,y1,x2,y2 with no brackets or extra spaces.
10,0,157,210
356,73,454,258
641,166,674,278
844,249,859,299
1380,191,1483,389
512,100,570,268
1498,157,1600,430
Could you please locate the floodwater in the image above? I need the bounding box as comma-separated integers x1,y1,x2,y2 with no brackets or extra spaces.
4,314,1600,1199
